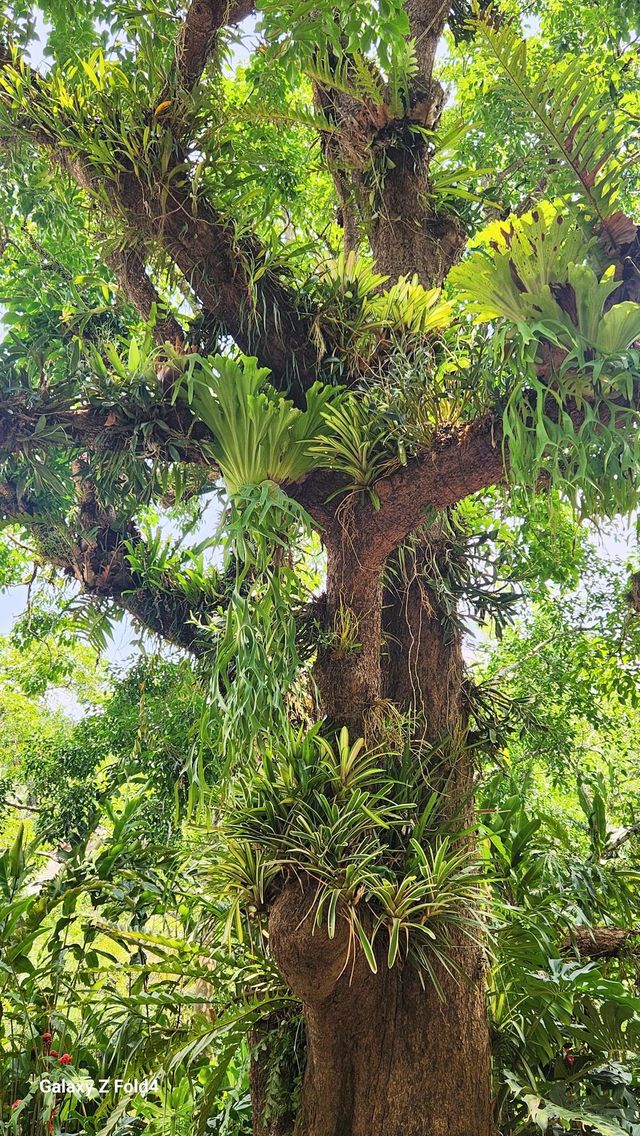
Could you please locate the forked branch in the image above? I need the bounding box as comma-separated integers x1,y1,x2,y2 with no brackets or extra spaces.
175,0,255,91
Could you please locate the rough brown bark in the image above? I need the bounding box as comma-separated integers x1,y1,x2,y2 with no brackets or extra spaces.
0,52,322,400
309,0,466,284
175,0,256,92
561,926,636,959
270,876,493,1136
404,0,450,84
268,527,495,1136
292,413,507,552
109,173,319,401
382,548,464,739
368,0,471,284
106,246,184,345
314,71,465,284
380,539,493,1132
370,146,466,286
314,527,385,736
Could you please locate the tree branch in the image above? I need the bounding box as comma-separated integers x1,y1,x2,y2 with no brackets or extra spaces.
0,47,322,400
175,0,255,91
346,387,640,568
368,415,503,561
561,925,637,959
0,796,43,813
404,0,451,85
306,0,463,283
603,821,640,857
41,523,216,656
0,480,219,656
106,246,185,345
290,413,503,561
0,380,214,467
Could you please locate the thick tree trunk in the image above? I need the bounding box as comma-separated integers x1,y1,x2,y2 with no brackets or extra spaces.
371,152,465,287
267,535,495,1135
382,556,464,739
314,534,384,737
270,879,493,1136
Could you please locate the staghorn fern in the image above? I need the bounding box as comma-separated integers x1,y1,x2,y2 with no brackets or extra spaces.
183,352,401,501
450,206,592,323
451,206,640,356
451,205,640,518
182,355,338,494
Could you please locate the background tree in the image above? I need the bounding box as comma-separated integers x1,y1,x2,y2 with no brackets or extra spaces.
1,0,640,1133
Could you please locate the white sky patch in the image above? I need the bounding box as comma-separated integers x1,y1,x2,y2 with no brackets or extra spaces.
44,685,87,721
22,7,52,70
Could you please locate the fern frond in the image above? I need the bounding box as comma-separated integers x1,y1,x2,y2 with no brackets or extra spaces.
181,355,338,493
306,49,390,114
350,52,386,106
386,39,418,117
450,205,592,323
306,52,368,104
475,16,634,249
230,103,339,135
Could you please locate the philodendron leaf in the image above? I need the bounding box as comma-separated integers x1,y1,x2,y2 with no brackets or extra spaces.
505,1073,628,1135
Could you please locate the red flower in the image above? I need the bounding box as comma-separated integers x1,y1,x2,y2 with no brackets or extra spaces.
49,1050,59,1058
42,1032,52,1043
11,1100,22,1109
59,1054,73,1066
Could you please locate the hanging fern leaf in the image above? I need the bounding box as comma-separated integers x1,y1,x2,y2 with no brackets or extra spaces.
229,103,339,135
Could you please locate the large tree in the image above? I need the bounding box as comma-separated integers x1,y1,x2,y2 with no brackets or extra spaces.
1,0,640,1132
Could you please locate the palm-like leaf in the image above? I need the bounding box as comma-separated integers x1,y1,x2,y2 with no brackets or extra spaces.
475,16,635,250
